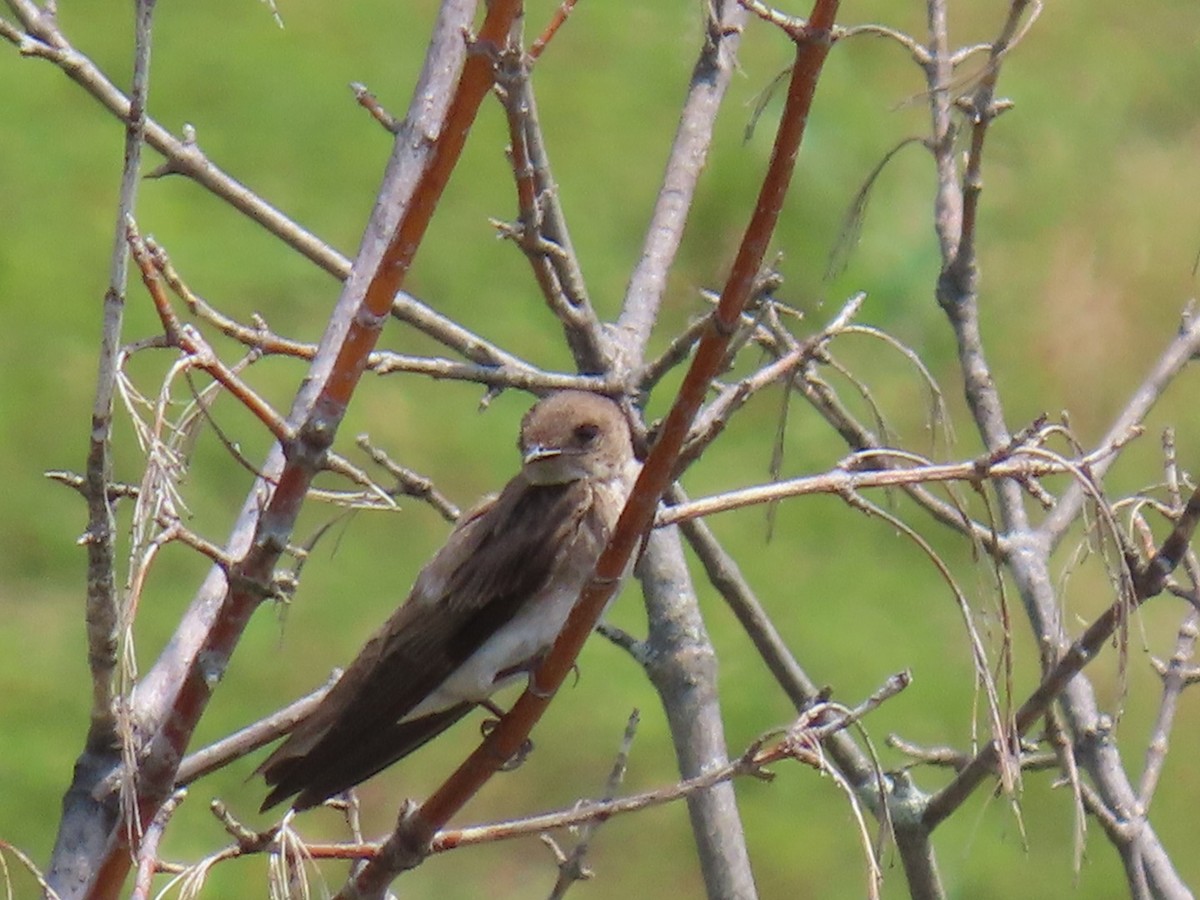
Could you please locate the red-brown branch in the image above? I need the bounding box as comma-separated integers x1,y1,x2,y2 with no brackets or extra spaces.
336,1,842,893
73,2,526,897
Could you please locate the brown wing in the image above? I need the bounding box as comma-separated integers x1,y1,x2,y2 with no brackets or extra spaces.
261,702,475,811
258,477,595,811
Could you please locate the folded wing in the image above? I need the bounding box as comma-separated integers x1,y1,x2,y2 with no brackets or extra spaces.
258,477,596,811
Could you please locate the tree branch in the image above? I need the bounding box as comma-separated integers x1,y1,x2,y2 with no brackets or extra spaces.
1,0,348,278
45,0,509,894
47,0,156,891
337,3,842,894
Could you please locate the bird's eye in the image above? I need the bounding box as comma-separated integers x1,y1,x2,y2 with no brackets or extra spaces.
573,422,600,445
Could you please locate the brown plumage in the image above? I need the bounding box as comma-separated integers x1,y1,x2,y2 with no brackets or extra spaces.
258,391,634,811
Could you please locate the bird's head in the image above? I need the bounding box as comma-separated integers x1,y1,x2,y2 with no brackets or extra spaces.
518,391,633,486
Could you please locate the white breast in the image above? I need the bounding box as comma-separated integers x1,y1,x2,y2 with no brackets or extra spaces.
406,471,633,720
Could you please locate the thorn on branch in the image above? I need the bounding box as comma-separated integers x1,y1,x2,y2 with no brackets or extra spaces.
595,621,651,666
351,82,402,133
146,123,199,179
46,469,141,503
211,799,275,853
953,94,1015,124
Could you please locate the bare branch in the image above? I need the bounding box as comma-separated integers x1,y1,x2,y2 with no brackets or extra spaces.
637,313,712,394
529,0,580,60
176,678,338,787
44,1,157,888
1136,442,1200,812
355,435,461,523
155,241,618,396
129,224,293,444
543,709,638,899
1043,310,1200,545
495,38,608,373
80,0,156,753
390,292,529,367
924,483,1200,830
1,3,347,277
45,470,140,504
46,0,511,892
614,0,748,368
657,450,1115,528
127,685,907,894
341,5,843,894
634,529,757,898
340,677,909,861
887,734,1057,772
680,293,865,467
130,789,183,900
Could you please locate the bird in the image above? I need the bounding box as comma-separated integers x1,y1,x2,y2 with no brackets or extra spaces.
257,390,636,812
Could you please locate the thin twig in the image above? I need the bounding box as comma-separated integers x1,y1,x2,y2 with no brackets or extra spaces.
128,223,293,444
614,0,748,368
637,314,713,394
45,470,140,503
1136,445,1200,811
130,789,184,900
355,436,461,523
923,484,1200,829
176,677,339,786
75,0,157,766
543,710,639,899
887,734,1057,772
495,37,608,373
390,292,529,368
1042,311,1200,546
528,0,579,60
679,293,865,468
657,450,1117,528
1,4,348,277
154,243,618,395
0,838,63,900
196,681,907,873
673,485,882,793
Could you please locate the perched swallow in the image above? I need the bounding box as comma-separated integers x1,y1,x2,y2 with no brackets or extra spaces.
258,391,635,811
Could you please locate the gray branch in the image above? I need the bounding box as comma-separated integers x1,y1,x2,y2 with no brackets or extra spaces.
636,528,758,899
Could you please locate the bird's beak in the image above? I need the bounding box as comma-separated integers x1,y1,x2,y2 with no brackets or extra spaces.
523,445,563,466
522,445,580,485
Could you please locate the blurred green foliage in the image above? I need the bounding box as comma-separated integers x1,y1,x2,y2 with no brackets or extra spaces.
2,0,1200,897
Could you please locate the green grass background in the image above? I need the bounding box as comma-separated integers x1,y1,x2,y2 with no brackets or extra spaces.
3,0,1200,897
